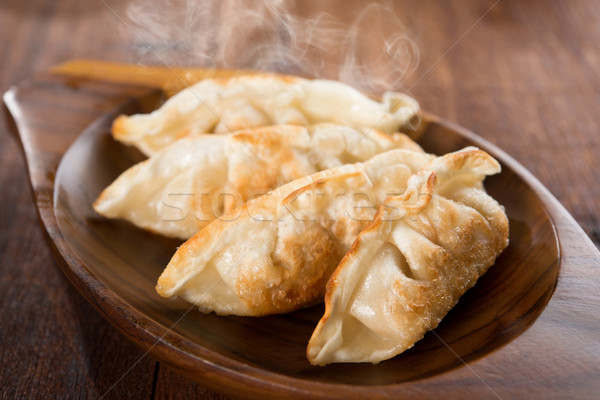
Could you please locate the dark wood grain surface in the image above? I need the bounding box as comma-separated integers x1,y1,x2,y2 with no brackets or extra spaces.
1,0,599,399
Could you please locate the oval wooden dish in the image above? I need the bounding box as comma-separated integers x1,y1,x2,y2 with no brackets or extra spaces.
4,60,600,399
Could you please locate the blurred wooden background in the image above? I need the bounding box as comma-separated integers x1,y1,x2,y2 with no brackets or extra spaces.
1,0,598,398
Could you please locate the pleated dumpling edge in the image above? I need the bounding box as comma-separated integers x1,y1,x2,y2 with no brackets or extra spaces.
307,148,509,365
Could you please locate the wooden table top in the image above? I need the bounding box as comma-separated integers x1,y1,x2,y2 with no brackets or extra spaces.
1,0,598,398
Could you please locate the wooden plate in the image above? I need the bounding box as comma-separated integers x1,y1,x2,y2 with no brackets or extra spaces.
5,61,600,399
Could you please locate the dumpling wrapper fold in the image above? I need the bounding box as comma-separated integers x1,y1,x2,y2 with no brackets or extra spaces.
112,74,420,156
156,149,435,316
93,124,423,239
306,148,509,365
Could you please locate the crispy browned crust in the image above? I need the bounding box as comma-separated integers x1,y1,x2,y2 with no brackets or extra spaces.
307,149,509,364
315,171,437,331
318,150,501,313
155,165,356,300
156,154,400,315
236,220,344,315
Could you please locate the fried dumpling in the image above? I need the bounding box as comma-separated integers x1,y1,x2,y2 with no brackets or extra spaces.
306,148,509,365
112,74,420,155
93,124,423,240
156,149,434,316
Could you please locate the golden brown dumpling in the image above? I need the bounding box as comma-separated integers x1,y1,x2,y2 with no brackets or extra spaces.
307,148,509,365
94,124,423,239
156,149,434,316
112,74,420,156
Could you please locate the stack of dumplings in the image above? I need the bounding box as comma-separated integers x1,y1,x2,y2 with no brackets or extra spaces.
95,73,508,365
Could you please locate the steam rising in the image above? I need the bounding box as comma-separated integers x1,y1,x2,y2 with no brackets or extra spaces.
126,0,419,93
